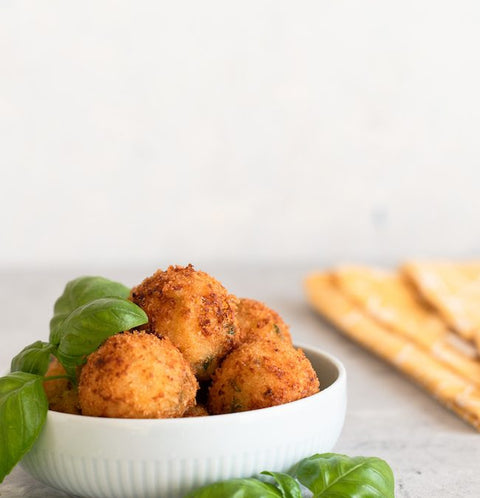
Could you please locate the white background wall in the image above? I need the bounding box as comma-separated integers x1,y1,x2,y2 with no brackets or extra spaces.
1,1,480,269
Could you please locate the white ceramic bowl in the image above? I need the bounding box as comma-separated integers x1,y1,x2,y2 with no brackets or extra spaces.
20,345,346,498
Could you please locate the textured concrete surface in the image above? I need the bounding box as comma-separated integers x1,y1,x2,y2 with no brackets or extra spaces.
0,265,479,497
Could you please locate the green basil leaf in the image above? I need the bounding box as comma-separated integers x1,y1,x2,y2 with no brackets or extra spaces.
185,478,282,498
261,472,303,498
49,315,66,346
53,276,130,315
289,453,395,498
55,297,148,377
10,341,55,376
0,372,48,483
50,276,130,345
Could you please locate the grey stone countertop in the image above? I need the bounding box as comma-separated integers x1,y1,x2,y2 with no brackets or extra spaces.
0,265,479,498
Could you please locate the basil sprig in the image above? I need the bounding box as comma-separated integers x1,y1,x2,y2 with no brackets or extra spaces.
290,453,395,497
49,276,147,379
0,372,48,483
11,341,55,376
0,275,148,483
186,453,395,497
185,478,282,498
262,472,303,498
55,297,148,377
50,276,130,345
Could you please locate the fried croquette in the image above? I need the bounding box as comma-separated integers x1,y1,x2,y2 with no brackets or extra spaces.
130,265,239,380
78,332,198,418
183,404,209,417
43,357,81,415
236,298,292,344
208,339,319,414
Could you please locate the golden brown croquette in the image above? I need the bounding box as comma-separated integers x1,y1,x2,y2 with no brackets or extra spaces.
183,404,209,417
207,339,319,414
236,298,292,344
78,331,198,418
130,265,239,380
43,357,81,415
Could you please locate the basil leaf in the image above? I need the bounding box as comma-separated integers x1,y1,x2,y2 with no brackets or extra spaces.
50,276,130,345
185,478,282,498
55,297,148,377
53,276,130,315
261,472,303,498
289,453,395,498
0,372,48,483
10,341,55,376
49,315,66,346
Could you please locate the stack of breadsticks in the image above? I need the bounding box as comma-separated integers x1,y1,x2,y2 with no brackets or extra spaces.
305,262,480,430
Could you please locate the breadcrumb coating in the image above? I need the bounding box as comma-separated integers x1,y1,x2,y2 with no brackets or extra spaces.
78,332,198,418
43,357,81,415
183,404,209,417
236,298,292,344
208,339,319,414
130,264,239,380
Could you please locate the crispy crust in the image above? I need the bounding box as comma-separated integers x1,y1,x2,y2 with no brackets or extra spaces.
78,332,198,419
236,298,292,345
207,339,319,414
183,404,209,417
43,357,81,415
130,264,239,380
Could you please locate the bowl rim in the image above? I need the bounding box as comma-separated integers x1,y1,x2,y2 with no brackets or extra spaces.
45,343,346,425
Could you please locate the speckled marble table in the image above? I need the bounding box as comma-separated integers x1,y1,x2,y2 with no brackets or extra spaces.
1,265,479,498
